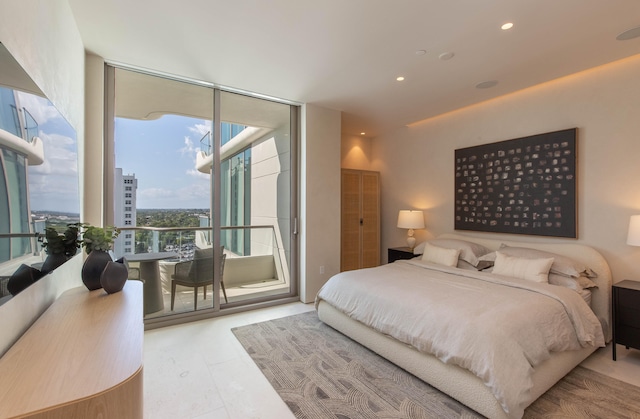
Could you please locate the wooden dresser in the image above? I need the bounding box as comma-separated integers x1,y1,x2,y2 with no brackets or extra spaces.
0,281,144,418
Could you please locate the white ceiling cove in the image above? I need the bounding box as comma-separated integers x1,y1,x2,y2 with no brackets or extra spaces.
68,0,640,138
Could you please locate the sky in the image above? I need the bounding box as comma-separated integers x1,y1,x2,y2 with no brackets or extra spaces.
20,86,213,213
115,115,212,209
21,91,80,214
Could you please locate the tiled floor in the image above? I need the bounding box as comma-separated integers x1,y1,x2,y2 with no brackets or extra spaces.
143,302,640,419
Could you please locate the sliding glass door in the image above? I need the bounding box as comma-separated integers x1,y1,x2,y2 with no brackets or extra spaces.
107,66,297,321
216,91,294,304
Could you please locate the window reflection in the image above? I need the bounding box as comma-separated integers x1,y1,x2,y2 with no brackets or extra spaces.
0,44,80,302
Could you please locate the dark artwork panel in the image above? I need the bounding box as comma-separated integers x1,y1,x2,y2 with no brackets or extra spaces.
454,128,577,238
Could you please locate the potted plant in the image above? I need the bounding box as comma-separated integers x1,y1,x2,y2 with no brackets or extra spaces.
79,224,121,290
38,223,81,274
80,224,120,254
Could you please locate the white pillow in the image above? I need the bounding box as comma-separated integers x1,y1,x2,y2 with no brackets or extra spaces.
548,273,598,291
421,243,461,267
492,251,554,283
480,245,596,278
414,239,491,267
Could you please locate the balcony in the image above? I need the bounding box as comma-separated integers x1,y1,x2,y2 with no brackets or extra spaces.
115,225,290,318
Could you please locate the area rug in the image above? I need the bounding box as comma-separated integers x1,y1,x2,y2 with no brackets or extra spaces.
232,311,640,419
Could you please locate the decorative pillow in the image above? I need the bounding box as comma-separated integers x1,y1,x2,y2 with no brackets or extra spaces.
479,245,596,278
456,260,477,271
577,275,598,289
421,243,461,267
457,259,494,271
414,239,491,267
548,273,598,292
492,251,554,283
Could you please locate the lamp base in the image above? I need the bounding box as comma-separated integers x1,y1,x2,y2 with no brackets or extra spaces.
406,229,416,250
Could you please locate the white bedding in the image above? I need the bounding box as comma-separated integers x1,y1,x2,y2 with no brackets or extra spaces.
315,259,605,419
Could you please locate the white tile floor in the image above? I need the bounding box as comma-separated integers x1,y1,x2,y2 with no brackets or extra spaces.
143,302,640,419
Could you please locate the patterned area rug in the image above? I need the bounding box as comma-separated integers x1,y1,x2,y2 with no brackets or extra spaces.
232,311,640,419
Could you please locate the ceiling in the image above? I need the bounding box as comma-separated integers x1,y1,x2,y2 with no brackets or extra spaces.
68,0,640,138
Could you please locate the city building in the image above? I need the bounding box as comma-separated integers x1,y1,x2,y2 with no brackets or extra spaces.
113,168,137,256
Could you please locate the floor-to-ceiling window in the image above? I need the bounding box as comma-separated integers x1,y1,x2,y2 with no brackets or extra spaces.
216,90,294,304
107,66,298,323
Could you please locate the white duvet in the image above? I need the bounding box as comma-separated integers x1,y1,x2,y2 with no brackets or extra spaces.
315,260,605,419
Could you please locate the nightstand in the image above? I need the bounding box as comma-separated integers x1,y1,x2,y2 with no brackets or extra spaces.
612,280,640,360
388,247,416,263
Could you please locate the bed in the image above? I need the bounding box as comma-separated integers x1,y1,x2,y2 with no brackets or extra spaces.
315,233,611,419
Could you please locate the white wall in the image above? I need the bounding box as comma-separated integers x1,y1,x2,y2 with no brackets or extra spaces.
300,104,341,302
342,134,374,171
0,0,85,355
251,127,291,284
84,53,106,226
372,54,640,283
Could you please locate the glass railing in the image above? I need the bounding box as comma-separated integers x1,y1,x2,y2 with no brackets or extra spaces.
199,131,211,156
115,225,284,259
198,123,249,157
22,108,39,142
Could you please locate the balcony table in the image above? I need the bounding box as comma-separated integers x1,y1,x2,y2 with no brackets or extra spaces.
124,251,178,315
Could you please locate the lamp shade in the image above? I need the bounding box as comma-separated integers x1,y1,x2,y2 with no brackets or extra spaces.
397,210,425,229
627,215,640,246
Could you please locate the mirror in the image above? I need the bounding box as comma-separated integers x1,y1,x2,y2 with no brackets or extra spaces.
0,42,80,304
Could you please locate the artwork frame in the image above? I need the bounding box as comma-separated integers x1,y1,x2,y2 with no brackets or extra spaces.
454,128,577,238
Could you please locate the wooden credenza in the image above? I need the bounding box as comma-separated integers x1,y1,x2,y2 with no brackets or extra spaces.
0,281,144,419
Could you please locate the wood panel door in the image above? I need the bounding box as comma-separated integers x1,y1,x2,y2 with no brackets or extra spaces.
341,169,380,271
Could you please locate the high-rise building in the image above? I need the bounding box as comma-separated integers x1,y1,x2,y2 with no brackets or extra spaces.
0,86,44,264
113,168,137,257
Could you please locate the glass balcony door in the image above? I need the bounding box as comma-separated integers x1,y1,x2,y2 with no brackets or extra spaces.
216,91,295,304
107,66,297,322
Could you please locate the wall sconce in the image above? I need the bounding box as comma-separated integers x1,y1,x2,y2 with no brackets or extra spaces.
627,215,640,246
397,210,425,250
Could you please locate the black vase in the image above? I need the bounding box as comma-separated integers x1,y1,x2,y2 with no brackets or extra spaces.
100,258,129,294
8,264,44,295
81,250,113,290
41,253,68,275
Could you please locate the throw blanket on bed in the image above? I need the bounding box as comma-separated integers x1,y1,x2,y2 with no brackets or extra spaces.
315,260,605,419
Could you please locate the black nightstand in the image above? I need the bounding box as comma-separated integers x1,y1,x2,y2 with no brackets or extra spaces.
612,280,640,360
388,247,416,263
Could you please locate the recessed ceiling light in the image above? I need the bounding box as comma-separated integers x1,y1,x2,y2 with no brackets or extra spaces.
501,22,514,30
396,76,405,81
360,132,366,136
616,25,640,41
439,52,455,61
476,80,498,89
415,50,427,56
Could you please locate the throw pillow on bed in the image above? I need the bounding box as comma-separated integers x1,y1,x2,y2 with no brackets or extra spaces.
421,243,461,267
479,245,597,278
492,251,554,283
414,239,491,267
548,273,598,291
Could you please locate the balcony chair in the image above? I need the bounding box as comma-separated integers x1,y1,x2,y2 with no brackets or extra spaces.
170,246,227,310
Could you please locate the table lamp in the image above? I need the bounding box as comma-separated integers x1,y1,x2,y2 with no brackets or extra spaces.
397,210,425,250
627,215,640,246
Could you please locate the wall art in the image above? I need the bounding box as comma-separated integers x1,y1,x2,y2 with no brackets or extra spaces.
454,128,577,238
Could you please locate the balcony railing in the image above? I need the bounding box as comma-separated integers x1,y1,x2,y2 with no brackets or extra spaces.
114,225,282,259
199,131,211,156
22,108,39,142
